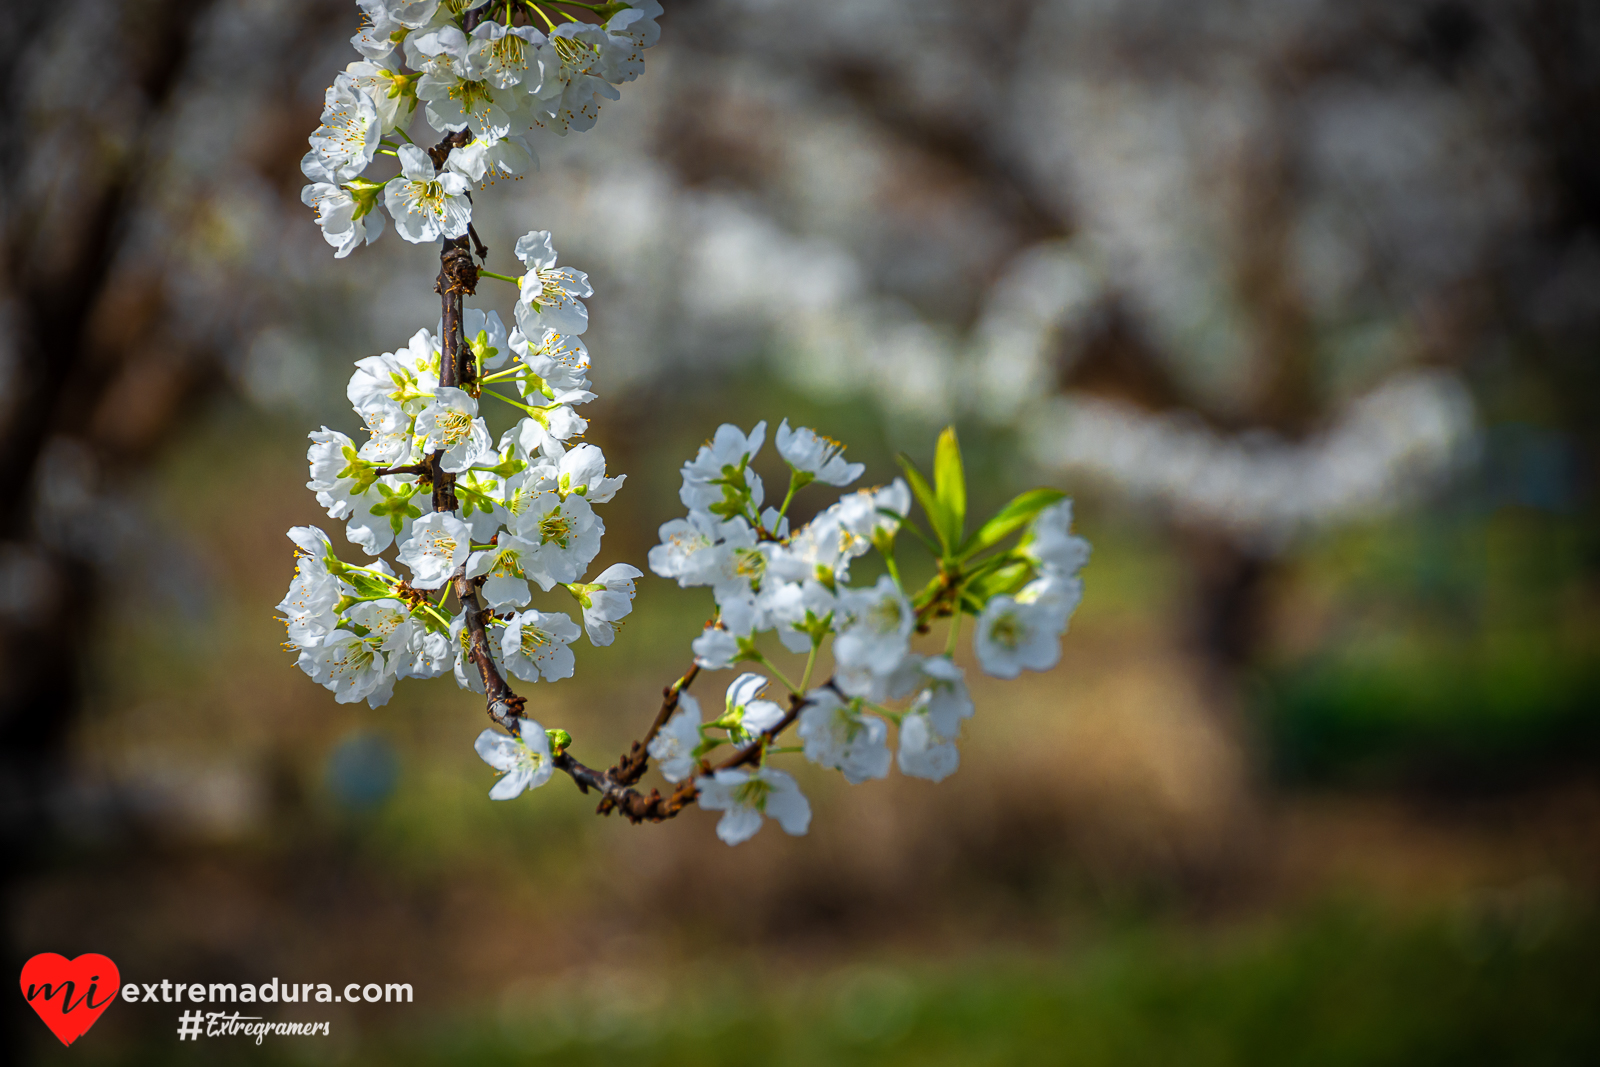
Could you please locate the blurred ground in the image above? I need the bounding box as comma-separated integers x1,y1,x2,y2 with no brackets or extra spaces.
15,377,1600,1064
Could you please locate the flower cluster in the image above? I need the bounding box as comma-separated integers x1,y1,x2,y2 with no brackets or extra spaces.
279,1,1093,848
301,0,663,257
280,226,640,711
641,423,1090,844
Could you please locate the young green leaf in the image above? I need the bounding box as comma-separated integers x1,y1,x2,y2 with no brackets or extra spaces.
933,426,966,549
896,453,948,552
965,559,1033,604
958,487,1067,559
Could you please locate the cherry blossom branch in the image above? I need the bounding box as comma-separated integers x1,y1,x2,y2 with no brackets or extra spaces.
581,686,817,824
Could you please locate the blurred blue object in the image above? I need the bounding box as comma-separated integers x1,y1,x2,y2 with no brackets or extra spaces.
325,731,399,813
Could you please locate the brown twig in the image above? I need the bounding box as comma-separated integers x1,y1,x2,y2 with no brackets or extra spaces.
372,461,430,478
453,572,524,731
604,663,701,788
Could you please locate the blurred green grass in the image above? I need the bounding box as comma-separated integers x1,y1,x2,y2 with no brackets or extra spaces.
67,905,1597,1067
1257,505,1600,789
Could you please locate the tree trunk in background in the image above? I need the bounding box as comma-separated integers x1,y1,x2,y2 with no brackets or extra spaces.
0,1,219,1055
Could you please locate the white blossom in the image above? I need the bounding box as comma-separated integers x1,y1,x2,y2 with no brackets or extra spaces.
721,672,786,748
679,421,765,518
302,74,380,184
647,510,736,587
913,656,974,738
557,443,625,502
458,308,512,373
768,480,908,586
299,629,391,706
465,534,539,610
514,489,603,589
355,394,412,464
696,767,811,846
897,710,960,782
1017,571,1085,632
306,427,427,554
348,328,439,413
415,386,494,473
397,512,471,590
832,575,914,679
647,693,702,783
446,129,537,185
765,578,834,654
776,419,864,487
573,562,642,646
344,55,414,132
797,689,890,784
301,182,384,258
691,624,740,670
499,608,580,683
1024,500,1092,578
352,0,406,60
837,479,912,547
452,468,507,541
417,59,519,138
392,624,453,680
384,143,472,243
600,0,662,82
529,22,620,135
467,20,547,89
474,719,554,799
974,595,1062,679
277,526,345,649
515,231,592,336
511,326,591,396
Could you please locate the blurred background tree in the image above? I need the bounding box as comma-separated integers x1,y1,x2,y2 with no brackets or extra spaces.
4,0,1598,1062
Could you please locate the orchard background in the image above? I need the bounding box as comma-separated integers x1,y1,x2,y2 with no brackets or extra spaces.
4,0,1599,1062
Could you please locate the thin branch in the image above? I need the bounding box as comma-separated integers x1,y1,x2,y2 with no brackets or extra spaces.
372,461,430,478
452,572,524,731
605,663,701,787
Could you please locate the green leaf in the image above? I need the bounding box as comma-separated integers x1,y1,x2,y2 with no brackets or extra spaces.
896,453,947,552
933,426,966,549
959,487,1067,559
966,560,1032,603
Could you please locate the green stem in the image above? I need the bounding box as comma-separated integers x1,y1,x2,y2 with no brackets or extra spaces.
777,471,801,519
376,148,399,157
882,550,903,594
338,563,400,581
865,700,904,725
393,126,415,145
340,594,405,608
479,269,522,285
481,389,545,417
797,640,819,694
751,650,799,696
525,2,558,31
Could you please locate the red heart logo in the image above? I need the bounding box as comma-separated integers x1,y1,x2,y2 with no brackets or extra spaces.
19,953,120,1046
